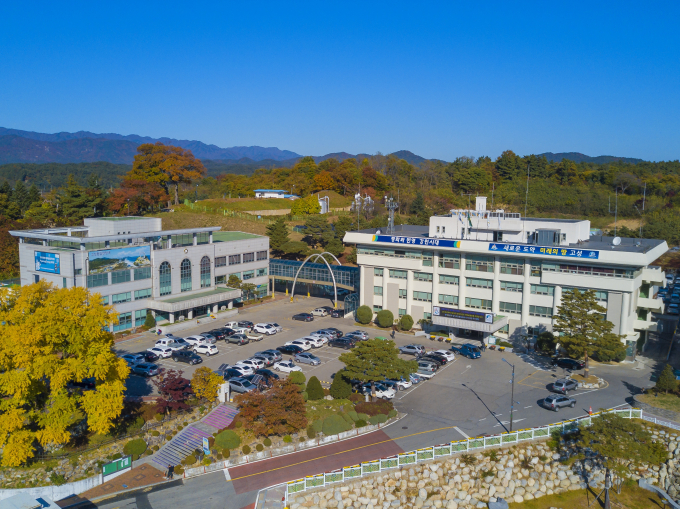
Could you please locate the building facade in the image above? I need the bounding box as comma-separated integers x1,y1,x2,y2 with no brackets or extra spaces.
343,198,666,351
11,217,270,331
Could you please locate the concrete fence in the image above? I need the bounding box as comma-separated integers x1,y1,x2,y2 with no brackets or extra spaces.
282,407,645,504
0,474,102,502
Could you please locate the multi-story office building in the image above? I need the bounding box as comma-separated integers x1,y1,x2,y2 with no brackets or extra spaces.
343,197,666,353
10,217,270,331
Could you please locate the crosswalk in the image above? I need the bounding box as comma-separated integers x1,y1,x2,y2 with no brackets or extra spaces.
514,352,551,371
152,404,238,469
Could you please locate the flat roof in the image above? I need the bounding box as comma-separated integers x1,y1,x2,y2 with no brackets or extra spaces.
93,217,149,221
159,287,236,303
254,189,286,192
9,227,221,243
213,231,262,242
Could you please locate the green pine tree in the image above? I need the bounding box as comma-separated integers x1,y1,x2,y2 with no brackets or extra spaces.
329,370,351,400
302,215,331,248
27,184,41,209
86,174,106,217
227,274,242,289
265,216,290,253
306,376,324,401
0,181,13,201
656,364,678,394
553,288,626,377
13,181,30,212
143,311,156,329
59,175,92,222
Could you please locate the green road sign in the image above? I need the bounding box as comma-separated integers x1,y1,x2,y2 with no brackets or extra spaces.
102,455,132,478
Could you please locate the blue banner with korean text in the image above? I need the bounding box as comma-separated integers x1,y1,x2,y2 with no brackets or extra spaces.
372,235,460,248
488,243,599,259
34,251,60,274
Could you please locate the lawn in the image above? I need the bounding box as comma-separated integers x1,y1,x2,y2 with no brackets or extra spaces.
509,483,666,509
306,398,353,424
151,209,269,236
638,392,680,412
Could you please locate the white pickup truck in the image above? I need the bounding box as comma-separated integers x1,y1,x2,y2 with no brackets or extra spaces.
154,337,187,351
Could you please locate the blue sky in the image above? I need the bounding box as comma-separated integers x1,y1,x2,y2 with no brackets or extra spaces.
1,1,678,161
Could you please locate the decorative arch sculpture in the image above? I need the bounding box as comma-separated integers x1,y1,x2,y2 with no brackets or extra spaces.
290,252,342,308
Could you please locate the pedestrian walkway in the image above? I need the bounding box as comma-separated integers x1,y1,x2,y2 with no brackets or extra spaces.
79,463,167,501
152,404,238,469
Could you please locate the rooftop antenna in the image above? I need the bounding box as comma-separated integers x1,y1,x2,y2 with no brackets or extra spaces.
385,196,398,235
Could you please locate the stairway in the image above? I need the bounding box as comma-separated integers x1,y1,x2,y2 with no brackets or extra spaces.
151,404,238,469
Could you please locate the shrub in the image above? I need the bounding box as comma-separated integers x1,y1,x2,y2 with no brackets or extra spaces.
235,421,243,428
347,410,359,421
283,435,292,443
215,430,241,450
123,438,147,457
144,311,156,329
151,430,160,437
323,414,352,436
299,436,306,442
356,305,373,325
256,444,264,452
355,419,367,428
154,413,164,422
128,416,145,432
144,449,153,456
388,409,397,418
349,393,364,403
109,453,122,460
202,457,212,466
354,400,394,417
312,420,323,433
398,314,414,331
306,376,325,400
182,454,196,466
330,372,352,400
174,464,184,475
289,371,306,390
461,453,477,466
368,414,388,425
222,449,230,458
242,445,251,455
483,450,499,462
357,413,369,421
183,421,188,426
341,413,353,424
376,309,394,328
302,391,308,402
199,405,206,412
307,425,317,439
49,473,66,486
263,438,272,447
152,445,159,452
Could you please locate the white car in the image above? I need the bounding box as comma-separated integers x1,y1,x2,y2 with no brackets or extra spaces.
232,363,255,375
310,330,333,340
154,338,186,351
253,323,277,335
389,378,413,390
232,327,250,335
416,369,435,379
434,350,456,362
301,336,325,348
360,383,396,399
147,346,173,358
120,353,145,366
285,339,312,351
312,308,328,316
185,335,208,346
268,323,283,333
237,358,265,370
307,333,330,344
194,344,219,356
273,360,302,373
225,321,240,329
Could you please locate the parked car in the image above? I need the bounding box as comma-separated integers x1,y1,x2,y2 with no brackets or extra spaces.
220,327,237,337
155,338,187,351
357,382,395,399
206,329,228,341
273,360,302,373
552,378,578,393
228,334,250,345
171,350,203,365
254,368,280,382
132,362,159,377
311,330,334,340
143,350,159,362
321,328,343,339
388,377,413,391
194,344,219,356
185,335,209,346
409,373,422,384
231,327,250,335
201,333,217,344
285,339,312,351
551,358,585,370
147,346,173,358
268,322,283,332
420,353,448,365
293,313,314,322
258,349,283,363
416,369,435,379
346,330,369,341
328,337,356,349
229,377,257,394
238,321,254,330
399,344,426,356
434,350,456,362
246,332,264,342
276,344,304,355
301,336,325,348
294,352,321,365
221,368,248,380
237,358,266,370
120,353,145,366
225,321,240,329
232,363,255,375
312,308,328,317
450,344,481,359
543,394,576,411
418,360,439,372
669,304,680,315
330,309,343,318
253,323,277,335
253,352,277,366
243,374,270,390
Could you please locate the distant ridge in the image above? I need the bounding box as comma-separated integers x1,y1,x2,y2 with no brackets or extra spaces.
539,152,644,164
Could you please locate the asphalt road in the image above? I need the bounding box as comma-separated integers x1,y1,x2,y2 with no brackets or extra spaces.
102,296,660,509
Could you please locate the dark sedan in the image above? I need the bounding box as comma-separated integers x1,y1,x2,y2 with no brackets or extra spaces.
292,313,314,322
142,351,159,362
171,350,202,365
221,368,247,380
552,358,585,370
330,309,343,318
206,329,228,341
254,368,280,382
276,344,305,355
238,321,254,330
420,353,448,365
328,337,356,349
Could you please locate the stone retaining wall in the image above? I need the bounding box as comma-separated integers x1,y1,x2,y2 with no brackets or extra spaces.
633,394,680,422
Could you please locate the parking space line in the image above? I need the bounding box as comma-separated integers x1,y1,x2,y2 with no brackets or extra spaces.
454,426,470,439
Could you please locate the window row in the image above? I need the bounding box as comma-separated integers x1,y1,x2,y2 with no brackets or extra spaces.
101,288,152,306
87,266,152,288
113,309,149,332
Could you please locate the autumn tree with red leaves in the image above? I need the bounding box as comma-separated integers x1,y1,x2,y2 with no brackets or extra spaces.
152,369,193,413
234,379,307,436
107,179,169,214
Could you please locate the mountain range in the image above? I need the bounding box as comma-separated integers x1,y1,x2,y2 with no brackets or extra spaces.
0,127,645,167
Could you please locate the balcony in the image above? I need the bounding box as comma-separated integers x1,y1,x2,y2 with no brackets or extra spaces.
641,266,665,285
638,296,664,312
634,319,659,332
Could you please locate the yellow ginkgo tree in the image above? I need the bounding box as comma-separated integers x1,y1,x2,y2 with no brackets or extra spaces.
0,282,129,466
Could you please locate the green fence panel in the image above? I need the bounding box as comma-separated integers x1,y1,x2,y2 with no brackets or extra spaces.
468,438,484,449
399,452,416,466
381,457,399,469
344,466,362,479
517,430,533,441
434,444,451,457
451,441,468,453
325,471,344,484
533,427,549,437
631,409,642,418
563,420,578,432
484,436,502,447
501,433,518,444
287,480,306,495
416,448,434,462
362,460,380,475
306,474,325,489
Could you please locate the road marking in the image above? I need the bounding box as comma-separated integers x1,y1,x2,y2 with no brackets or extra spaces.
223,469,231,481
478,417,486,421
494,418,526,427
576,388,601,396
524,405,532,409
454,426,470,439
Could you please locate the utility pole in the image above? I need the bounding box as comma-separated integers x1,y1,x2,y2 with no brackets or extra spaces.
642,181,646,211
614,187,618,237
502,358,516,432
385,196,398,235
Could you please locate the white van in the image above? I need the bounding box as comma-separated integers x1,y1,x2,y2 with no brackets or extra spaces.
312,308,328,317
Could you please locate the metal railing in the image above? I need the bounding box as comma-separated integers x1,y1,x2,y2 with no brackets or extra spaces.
283,407,644,504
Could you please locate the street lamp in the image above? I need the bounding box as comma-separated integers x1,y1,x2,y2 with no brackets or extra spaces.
502,358,516,432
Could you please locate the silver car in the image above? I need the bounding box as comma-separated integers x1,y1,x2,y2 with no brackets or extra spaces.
132,362,159,377
543,394,576,412
347,330,369,340
294,352,321,366
229,378,257,394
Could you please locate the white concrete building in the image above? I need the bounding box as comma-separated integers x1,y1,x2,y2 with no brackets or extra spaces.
343,197,667,355
254,189,299,200
10,217,270,331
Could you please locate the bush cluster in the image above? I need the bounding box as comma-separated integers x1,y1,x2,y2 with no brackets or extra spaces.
369,414,388,425
307,425,317,439
355,419,367,428
376,309,394,328
256,444,264,452
283,435,292,443
330,371,352,400
398,314,414,331
242,445,251,455
306,376,325,400
123,438,147,458
356,305,373,324
215,430,240,450
322,414,352,436
263,438,272,447
348,393,364,403
354,399,394,417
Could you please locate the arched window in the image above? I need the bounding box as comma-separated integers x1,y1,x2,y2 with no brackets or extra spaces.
159,261,172,296
180,259,192,292
200,256,211,288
